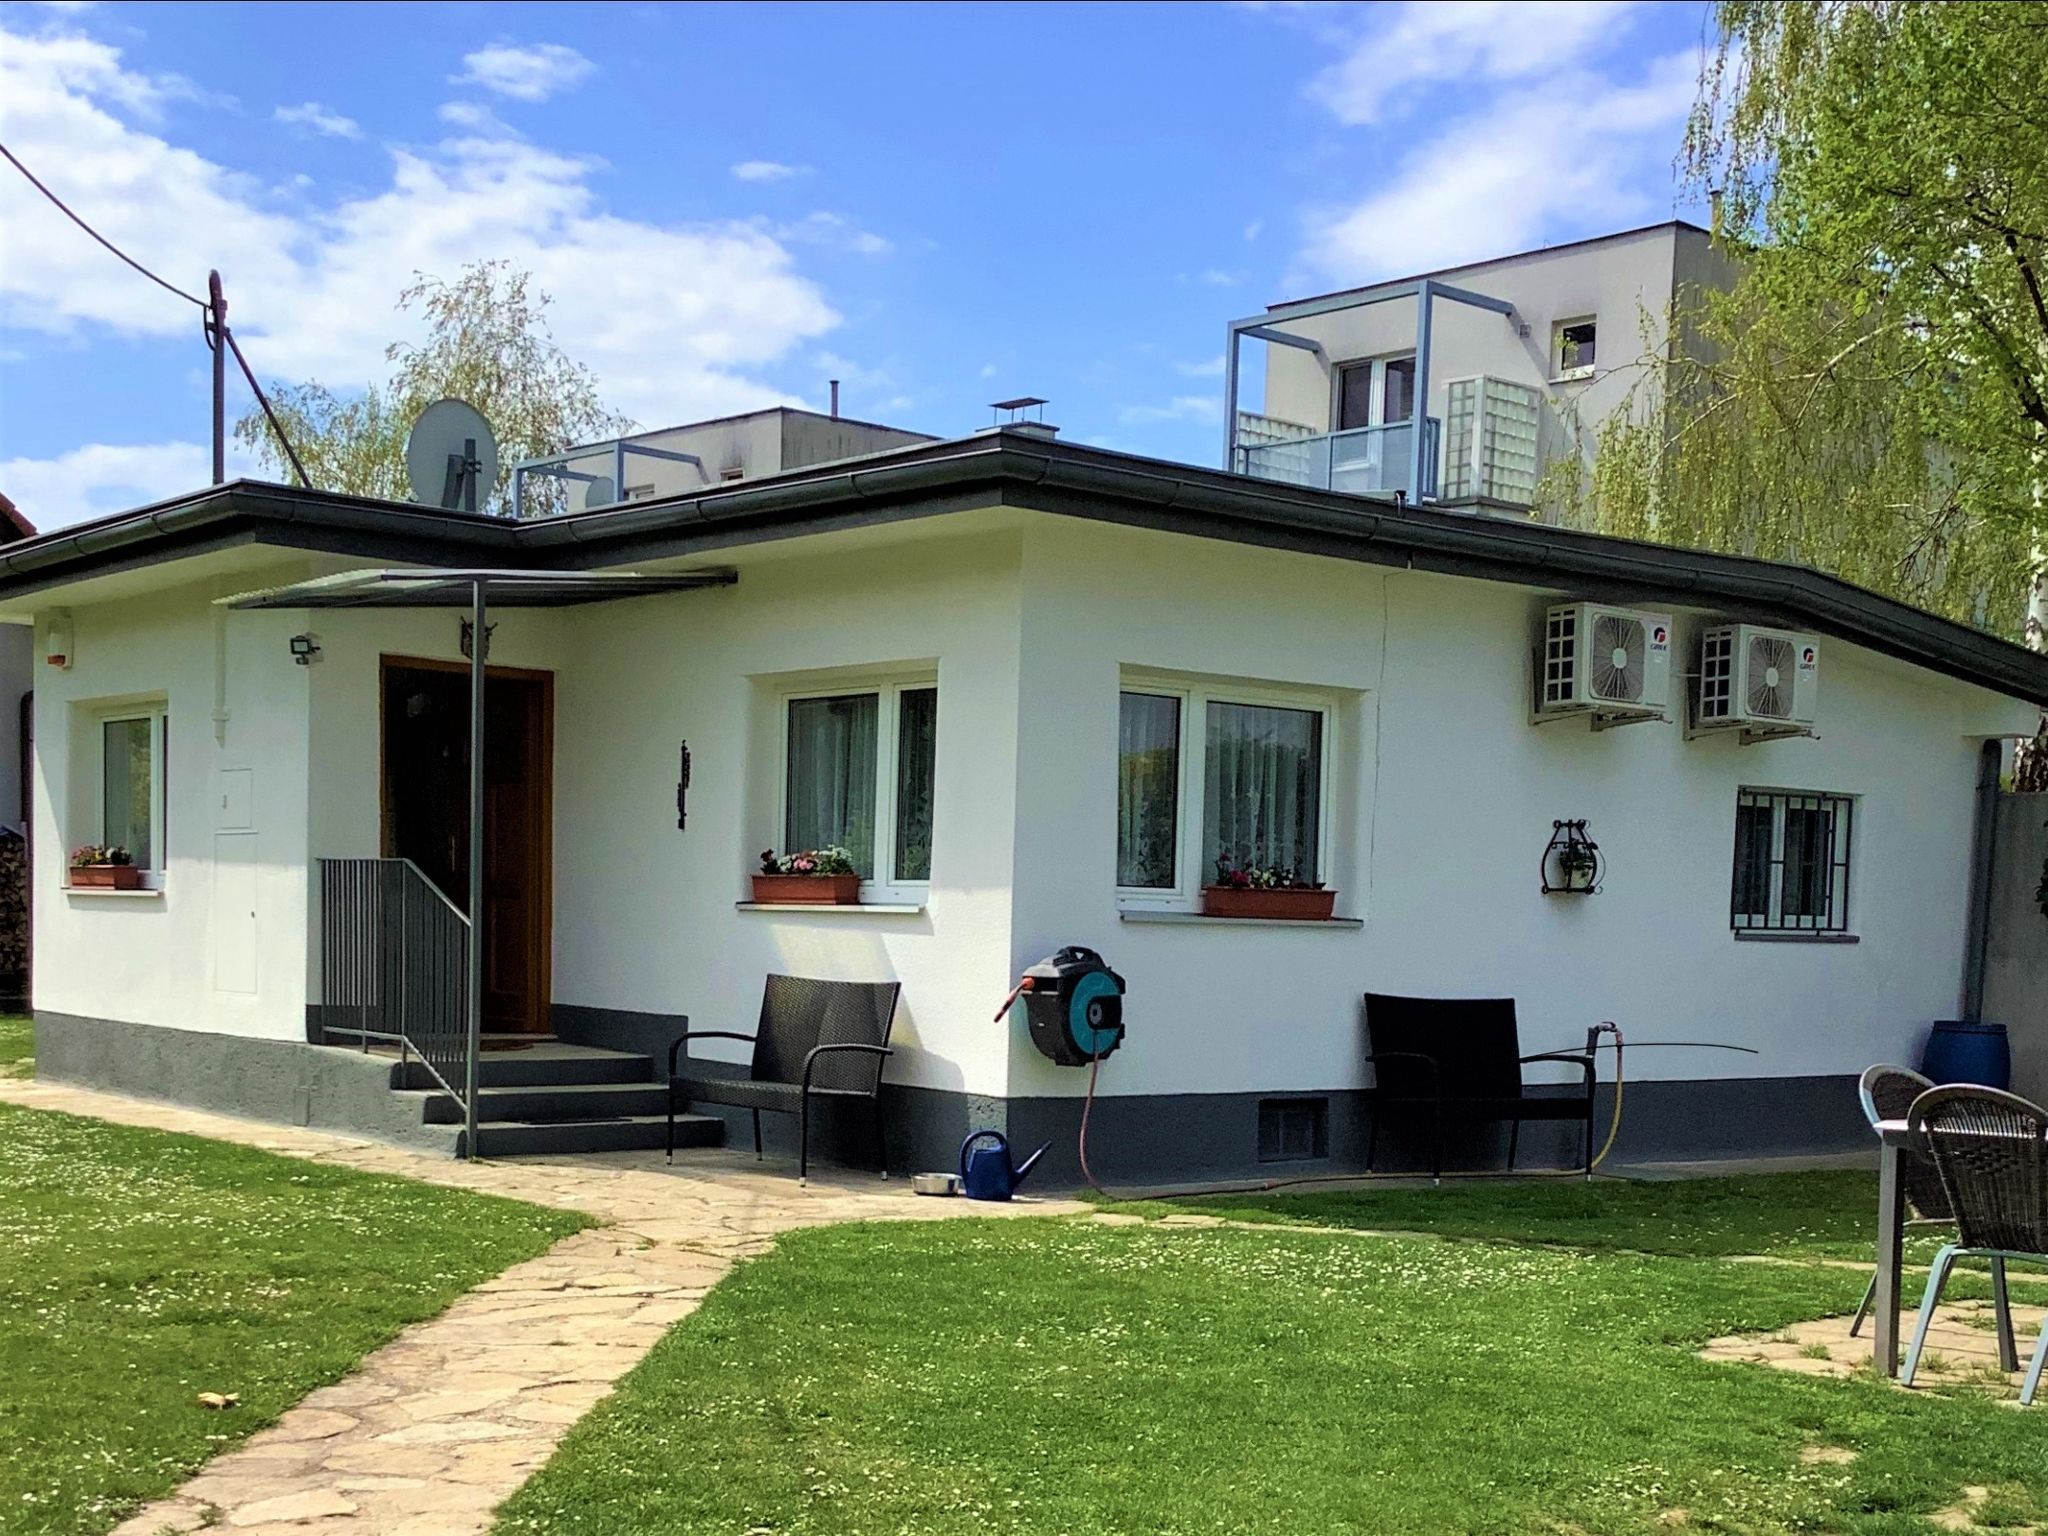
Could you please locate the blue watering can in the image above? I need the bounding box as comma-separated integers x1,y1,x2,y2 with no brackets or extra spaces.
959,1130,1047,1201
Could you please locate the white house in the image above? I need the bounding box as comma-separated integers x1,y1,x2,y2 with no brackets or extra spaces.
6,406,2042,1183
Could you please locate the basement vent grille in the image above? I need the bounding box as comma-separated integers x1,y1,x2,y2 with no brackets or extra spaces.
1258,1097,1330,1163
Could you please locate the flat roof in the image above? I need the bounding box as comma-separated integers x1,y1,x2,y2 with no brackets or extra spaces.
3,425,2043,707
1267,219,1712,315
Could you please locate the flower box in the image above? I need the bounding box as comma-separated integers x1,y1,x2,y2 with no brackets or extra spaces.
71,864,143,890
751,873,863,905
1200,885,1337,921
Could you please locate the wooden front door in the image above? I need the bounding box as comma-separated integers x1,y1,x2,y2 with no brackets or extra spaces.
381,658,553,1034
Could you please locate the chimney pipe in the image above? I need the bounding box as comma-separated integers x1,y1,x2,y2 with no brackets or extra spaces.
829,379,840,419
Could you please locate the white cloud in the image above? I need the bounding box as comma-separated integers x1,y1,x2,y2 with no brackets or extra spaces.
1118,395,1221,426
731,159,810,183
452,42,593,103
1301,49,1694,282
1310,1,1637,125
0,22,842,431
274,101,360,139
437,99,515,137
1243,219,1263,243
977,362,998,380
774,211,892,257
1176,355,1226,379
0,440,262,531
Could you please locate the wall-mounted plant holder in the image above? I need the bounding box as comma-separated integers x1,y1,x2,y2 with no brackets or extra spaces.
1541,819,1603,895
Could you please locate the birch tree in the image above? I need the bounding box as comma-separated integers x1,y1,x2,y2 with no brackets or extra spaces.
236,261,628,518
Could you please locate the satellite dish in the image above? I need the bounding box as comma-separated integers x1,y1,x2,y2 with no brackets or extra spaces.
582,476,616,510
405,399,499,512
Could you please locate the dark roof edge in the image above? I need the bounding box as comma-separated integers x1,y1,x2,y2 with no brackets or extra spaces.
0,481,519,597
0,437,2040,709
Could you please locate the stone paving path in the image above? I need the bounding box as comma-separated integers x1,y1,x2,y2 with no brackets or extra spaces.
0,1078,1079,1536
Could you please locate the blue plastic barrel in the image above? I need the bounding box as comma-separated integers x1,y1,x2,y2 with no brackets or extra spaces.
1919,1020,2012,1090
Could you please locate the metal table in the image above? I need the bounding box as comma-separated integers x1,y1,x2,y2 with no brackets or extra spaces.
1870,1118,1917,1377
1870,1117,2020,1377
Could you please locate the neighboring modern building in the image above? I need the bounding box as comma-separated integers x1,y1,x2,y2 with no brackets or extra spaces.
1225,220,1733,516
5,405,2042,1182
510,405,934,518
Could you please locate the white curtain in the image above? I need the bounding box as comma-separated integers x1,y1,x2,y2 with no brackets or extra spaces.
1204,701,1320,881
1117,693,1180,887
785,694,878,874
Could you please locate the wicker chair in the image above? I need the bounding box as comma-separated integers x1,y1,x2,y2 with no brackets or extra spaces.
1901,1086,2046,1401
667,975,901,1184
1848,1065,1961,1338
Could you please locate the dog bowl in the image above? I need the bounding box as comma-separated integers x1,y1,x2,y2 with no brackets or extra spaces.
912,1172,962,1197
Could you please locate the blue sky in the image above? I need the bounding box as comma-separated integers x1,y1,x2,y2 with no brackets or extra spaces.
0,0,1713,529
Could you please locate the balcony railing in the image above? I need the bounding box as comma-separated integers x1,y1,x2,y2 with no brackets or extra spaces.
1235,418,1440,501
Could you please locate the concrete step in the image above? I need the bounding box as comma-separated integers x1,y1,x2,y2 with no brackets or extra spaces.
388,1042,653,1091
421,1080,672,1125
468,1113,723,1158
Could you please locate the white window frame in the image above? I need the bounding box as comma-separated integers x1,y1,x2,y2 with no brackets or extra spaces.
94,704,169,882
1115,672,1336,912
775,676,937,904
1552,317,1597,382
1334,352,1417,431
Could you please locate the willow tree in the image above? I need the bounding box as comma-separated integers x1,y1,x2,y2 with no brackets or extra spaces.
1559,1,2048,648
235,261,628,518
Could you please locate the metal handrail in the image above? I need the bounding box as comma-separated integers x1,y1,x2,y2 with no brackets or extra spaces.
317,857,474,1135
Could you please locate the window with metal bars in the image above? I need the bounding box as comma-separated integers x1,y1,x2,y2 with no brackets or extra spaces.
1730,789,1854,934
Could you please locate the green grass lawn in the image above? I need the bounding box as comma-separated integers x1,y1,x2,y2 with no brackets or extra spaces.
498,1182,2047,1536
1096,1170,1918,1260
0,1102,587,1536
0,1013,32,1078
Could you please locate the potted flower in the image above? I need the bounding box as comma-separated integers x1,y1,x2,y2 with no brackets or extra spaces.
753,847,862,905
70,844,140,890
1201,857,1336,921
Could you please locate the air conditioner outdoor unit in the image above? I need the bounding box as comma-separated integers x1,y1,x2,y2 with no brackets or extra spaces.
1535,602,1673,724
1694,623,1819,737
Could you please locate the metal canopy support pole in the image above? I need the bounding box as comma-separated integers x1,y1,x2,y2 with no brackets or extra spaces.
463,577,486,1159
1408,279,1434,505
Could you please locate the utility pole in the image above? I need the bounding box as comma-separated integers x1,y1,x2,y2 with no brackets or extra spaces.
207,270,227,484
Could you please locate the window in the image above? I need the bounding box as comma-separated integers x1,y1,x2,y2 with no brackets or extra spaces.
1730,789,1853,935
99,707,168,872
1554,318,1597,379
1117,678,1332,904
1337,354,1417,430
782,681,935,895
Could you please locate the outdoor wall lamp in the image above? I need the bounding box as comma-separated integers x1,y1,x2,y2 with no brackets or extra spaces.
1541,819,1603,895
289,633,321,666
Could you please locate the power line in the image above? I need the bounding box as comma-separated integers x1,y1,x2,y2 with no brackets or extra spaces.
0,137,313,491
0,138,206,309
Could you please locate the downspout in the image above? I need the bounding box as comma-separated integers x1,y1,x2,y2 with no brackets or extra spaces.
1960,737,2004,1022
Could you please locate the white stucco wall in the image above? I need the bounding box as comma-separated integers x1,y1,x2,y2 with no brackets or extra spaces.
539,526,1023,1097
31,572,319,1039
1006,517,2032,1102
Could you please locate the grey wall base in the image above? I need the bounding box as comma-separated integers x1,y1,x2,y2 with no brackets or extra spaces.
37,1006,1869,1188
35,1012,454,1153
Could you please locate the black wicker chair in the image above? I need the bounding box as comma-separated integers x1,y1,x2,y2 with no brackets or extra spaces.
1901,1085,2046,1400
1848,1065,1971,1339
1362,993,1597,1182
667,975,901,1184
